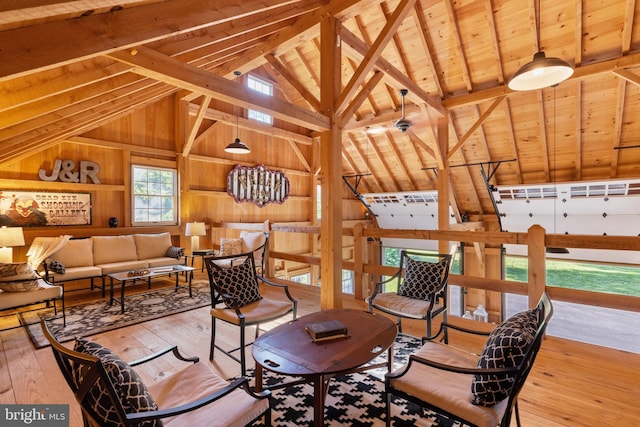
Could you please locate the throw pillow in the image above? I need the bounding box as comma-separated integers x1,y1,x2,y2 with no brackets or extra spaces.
397,257,447,300
45,258,66,274
165,246,184,259
72,337,161,427
210,256,262,308
0,263,41,292
220,238,243,256
471,308,540,406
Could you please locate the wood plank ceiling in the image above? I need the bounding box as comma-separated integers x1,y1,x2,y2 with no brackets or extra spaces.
1,0,640,220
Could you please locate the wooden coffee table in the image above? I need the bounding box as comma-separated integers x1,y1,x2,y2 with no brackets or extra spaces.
252,308,397,427
107,265,194,313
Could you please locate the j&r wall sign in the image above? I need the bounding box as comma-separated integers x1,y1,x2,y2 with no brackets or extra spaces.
227,164,289,207
0,191,92,227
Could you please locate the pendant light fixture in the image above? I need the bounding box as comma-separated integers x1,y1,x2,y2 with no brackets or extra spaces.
225,71,251,154
508,0,574,91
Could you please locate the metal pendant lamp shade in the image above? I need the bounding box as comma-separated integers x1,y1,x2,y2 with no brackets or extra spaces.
508,51,574,91
225,70,251,155
225,137,250,154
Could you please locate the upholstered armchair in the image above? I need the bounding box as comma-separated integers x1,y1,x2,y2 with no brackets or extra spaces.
206,250,297,377
368,250,453,341
385,293,553,427
42,320,271,426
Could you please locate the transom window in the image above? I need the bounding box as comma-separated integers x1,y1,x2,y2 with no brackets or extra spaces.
131,165,177,226
247,74,273,125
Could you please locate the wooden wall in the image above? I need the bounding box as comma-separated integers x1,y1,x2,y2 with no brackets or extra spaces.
0,94,366,269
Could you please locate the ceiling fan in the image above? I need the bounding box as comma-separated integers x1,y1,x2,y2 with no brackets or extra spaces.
394,89,412,132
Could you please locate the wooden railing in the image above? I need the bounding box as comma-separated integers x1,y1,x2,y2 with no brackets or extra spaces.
218,221,640,314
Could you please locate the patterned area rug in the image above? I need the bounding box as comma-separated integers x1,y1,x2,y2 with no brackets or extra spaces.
21,280,211,348
249,334,463,427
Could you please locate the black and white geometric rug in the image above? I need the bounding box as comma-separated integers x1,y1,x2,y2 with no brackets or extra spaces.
249,334,463,427
20,280,211,348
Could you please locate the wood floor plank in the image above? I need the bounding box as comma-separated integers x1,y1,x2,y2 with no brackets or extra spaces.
0,271,638,426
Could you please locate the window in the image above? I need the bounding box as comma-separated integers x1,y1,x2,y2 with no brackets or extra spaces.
247,74,273,125
290,273,310,284
316,183,322,221
131,165,177,226
341,270,353,294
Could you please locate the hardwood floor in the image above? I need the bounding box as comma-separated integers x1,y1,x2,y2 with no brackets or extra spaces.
1,272,638,426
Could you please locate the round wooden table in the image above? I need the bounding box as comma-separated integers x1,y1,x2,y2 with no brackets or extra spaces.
252,308,397,426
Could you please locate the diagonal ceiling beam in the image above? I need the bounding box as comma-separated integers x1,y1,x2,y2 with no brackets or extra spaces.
107,46,329,131
0,0,303,81
336,0,417,114
447,96,506,159
339,26,445,116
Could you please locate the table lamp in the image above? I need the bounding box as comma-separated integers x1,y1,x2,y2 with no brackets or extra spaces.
0,226,25,263
185,222,206,251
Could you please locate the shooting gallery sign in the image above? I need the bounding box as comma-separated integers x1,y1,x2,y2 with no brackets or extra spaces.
0,191,91,227
227,164,289,207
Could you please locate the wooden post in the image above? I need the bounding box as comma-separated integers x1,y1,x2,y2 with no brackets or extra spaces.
319,15,342,309
437,117,450,255
527,224,546,308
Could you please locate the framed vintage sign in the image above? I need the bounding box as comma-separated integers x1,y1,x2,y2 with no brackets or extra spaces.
0,190,92,227
227,164,289,207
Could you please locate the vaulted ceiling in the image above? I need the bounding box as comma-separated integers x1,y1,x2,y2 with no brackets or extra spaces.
2,0,640,220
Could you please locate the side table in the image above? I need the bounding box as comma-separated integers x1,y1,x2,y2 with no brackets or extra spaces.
185,249,216,279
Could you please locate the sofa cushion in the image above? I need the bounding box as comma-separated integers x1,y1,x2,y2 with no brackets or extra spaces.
93,235,138,265
471,308,539,406
165,246,184,259
0,263,41,292
134,233,173,260
51,238,94,268
0,281,62,310
73,337,161,427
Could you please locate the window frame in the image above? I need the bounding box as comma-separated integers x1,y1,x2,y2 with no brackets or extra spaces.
130,165,178,226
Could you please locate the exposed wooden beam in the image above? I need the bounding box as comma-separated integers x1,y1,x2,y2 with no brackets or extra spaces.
183,95,210,157
339,26,445,115
189,104,313,146
447,96,506,159
443,52,640,109
339,71,384,127
107,46,329,131
336,0,418,114
0,0,302,81
264,53,321,111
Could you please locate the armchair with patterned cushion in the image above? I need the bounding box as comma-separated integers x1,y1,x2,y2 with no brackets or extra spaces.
368,250,453,341
41,319,271,427
384,293,553,427
206,250,297,377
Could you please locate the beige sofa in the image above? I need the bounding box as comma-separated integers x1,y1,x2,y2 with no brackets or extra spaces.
43,232,184,290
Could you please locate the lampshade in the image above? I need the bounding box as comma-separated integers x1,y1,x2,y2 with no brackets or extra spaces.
508,51,574,91
185,222,206,237
224,138,251,154
0,226,25,247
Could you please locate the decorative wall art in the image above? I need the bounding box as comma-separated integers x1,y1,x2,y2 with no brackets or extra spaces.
0,191,92,227
227,164,290,207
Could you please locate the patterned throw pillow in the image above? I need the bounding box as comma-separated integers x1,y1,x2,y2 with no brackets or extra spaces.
45,258,66,274
471,308,540,406
397,257,447,300
72,337,161,427
220,238,243,256
210,256,262,308
0,262,41,292
165,246,184,259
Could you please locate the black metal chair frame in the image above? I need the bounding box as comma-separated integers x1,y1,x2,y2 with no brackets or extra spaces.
368,250,452,341
385,292,553,427
206,248,297,377
41,319,271,427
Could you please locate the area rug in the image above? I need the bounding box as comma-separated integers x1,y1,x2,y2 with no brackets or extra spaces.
21,280,211,348
249,334,464,427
